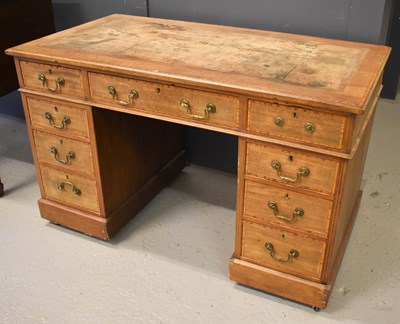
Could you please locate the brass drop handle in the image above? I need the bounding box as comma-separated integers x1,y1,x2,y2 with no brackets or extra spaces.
180,99,216,120
265,242,299,262
44,112,71,129
57,180,81,195
304,122,315,133
108,86,139,106
267,200,304,222
271,160,310,183
50,146,75,164
38,73,65,92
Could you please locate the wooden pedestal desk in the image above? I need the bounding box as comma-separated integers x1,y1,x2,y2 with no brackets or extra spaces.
6,15,390,309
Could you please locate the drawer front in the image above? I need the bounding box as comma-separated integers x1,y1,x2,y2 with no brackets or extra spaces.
88,72,239,129
33,130,94,175
248,100,347,150
27,96,90,139
242,221,325,281
40,166,100,214
243,180,332,237
245,142,339,194
20,61,84,98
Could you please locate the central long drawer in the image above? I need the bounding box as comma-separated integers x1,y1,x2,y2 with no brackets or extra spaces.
88,72,240,130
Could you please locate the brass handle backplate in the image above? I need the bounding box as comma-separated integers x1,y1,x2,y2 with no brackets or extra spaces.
265,242,299,262
108,86,139,106
38,73,65,92
57,180,81,195
180,99,216,120
44,112,71,129
50,146,75,164
271,160,310,183
267,200,304,222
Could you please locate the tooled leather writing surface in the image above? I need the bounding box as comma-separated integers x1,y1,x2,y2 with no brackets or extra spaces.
7,14,390,112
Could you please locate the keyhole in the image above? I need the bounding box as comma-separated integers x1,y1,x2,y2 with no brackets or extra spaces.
60,139,63,144
48,69,52,74
281,234,285,239
288,155,294,162
284,193,289,200
155,87,161,94
293,112,297,118
66,175,69,179
54,106,58,112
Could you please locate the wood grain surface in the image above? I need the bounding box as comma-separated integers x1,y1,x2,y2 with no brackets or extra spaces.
7,14,390,113
27,96,90,140
241,221,326,281
20,61,84,98
88,72,239,129
33,130,94,175
243,180,333,238
40,166,100,214
247,100,347,150
245,141,340,194
6,14,391,308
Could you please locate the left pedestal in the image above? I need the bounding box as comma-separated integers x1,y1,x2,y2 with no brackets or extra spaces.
21,93,184,239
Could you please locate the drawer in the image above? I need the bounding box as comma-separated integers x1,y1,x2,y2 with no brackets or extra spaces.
40,166,100,214
33,130,94,175
243,180,332,237
242,221,325,281
27,96,90,139
248,100,347,150
20,61,84,98
245,142,340,194
88,72,239,129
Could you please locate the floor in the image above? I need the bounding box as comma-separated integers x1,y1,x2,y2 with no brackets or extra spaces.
0,97,399,324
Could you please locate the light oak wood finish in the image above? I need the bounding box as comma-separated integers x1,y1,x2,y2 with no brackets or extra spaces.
6,14,390,309
27,96,90,140
323,112,376,283
33,130,94,175
242,221,326,281
40,165,101,214
247,100,348,151
38,151,186,240
243,180,333,238
88,72,239,130
8,15,388,113
245,141,340,194
229,257,330,309
20,61,84,98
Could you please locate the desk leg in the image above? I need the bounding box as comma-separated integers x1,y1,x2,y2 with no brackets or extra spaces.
0,178,3,197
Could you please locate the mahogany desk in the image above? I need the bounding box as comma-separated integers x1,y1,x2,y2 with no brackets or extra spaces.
6,15,390,309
